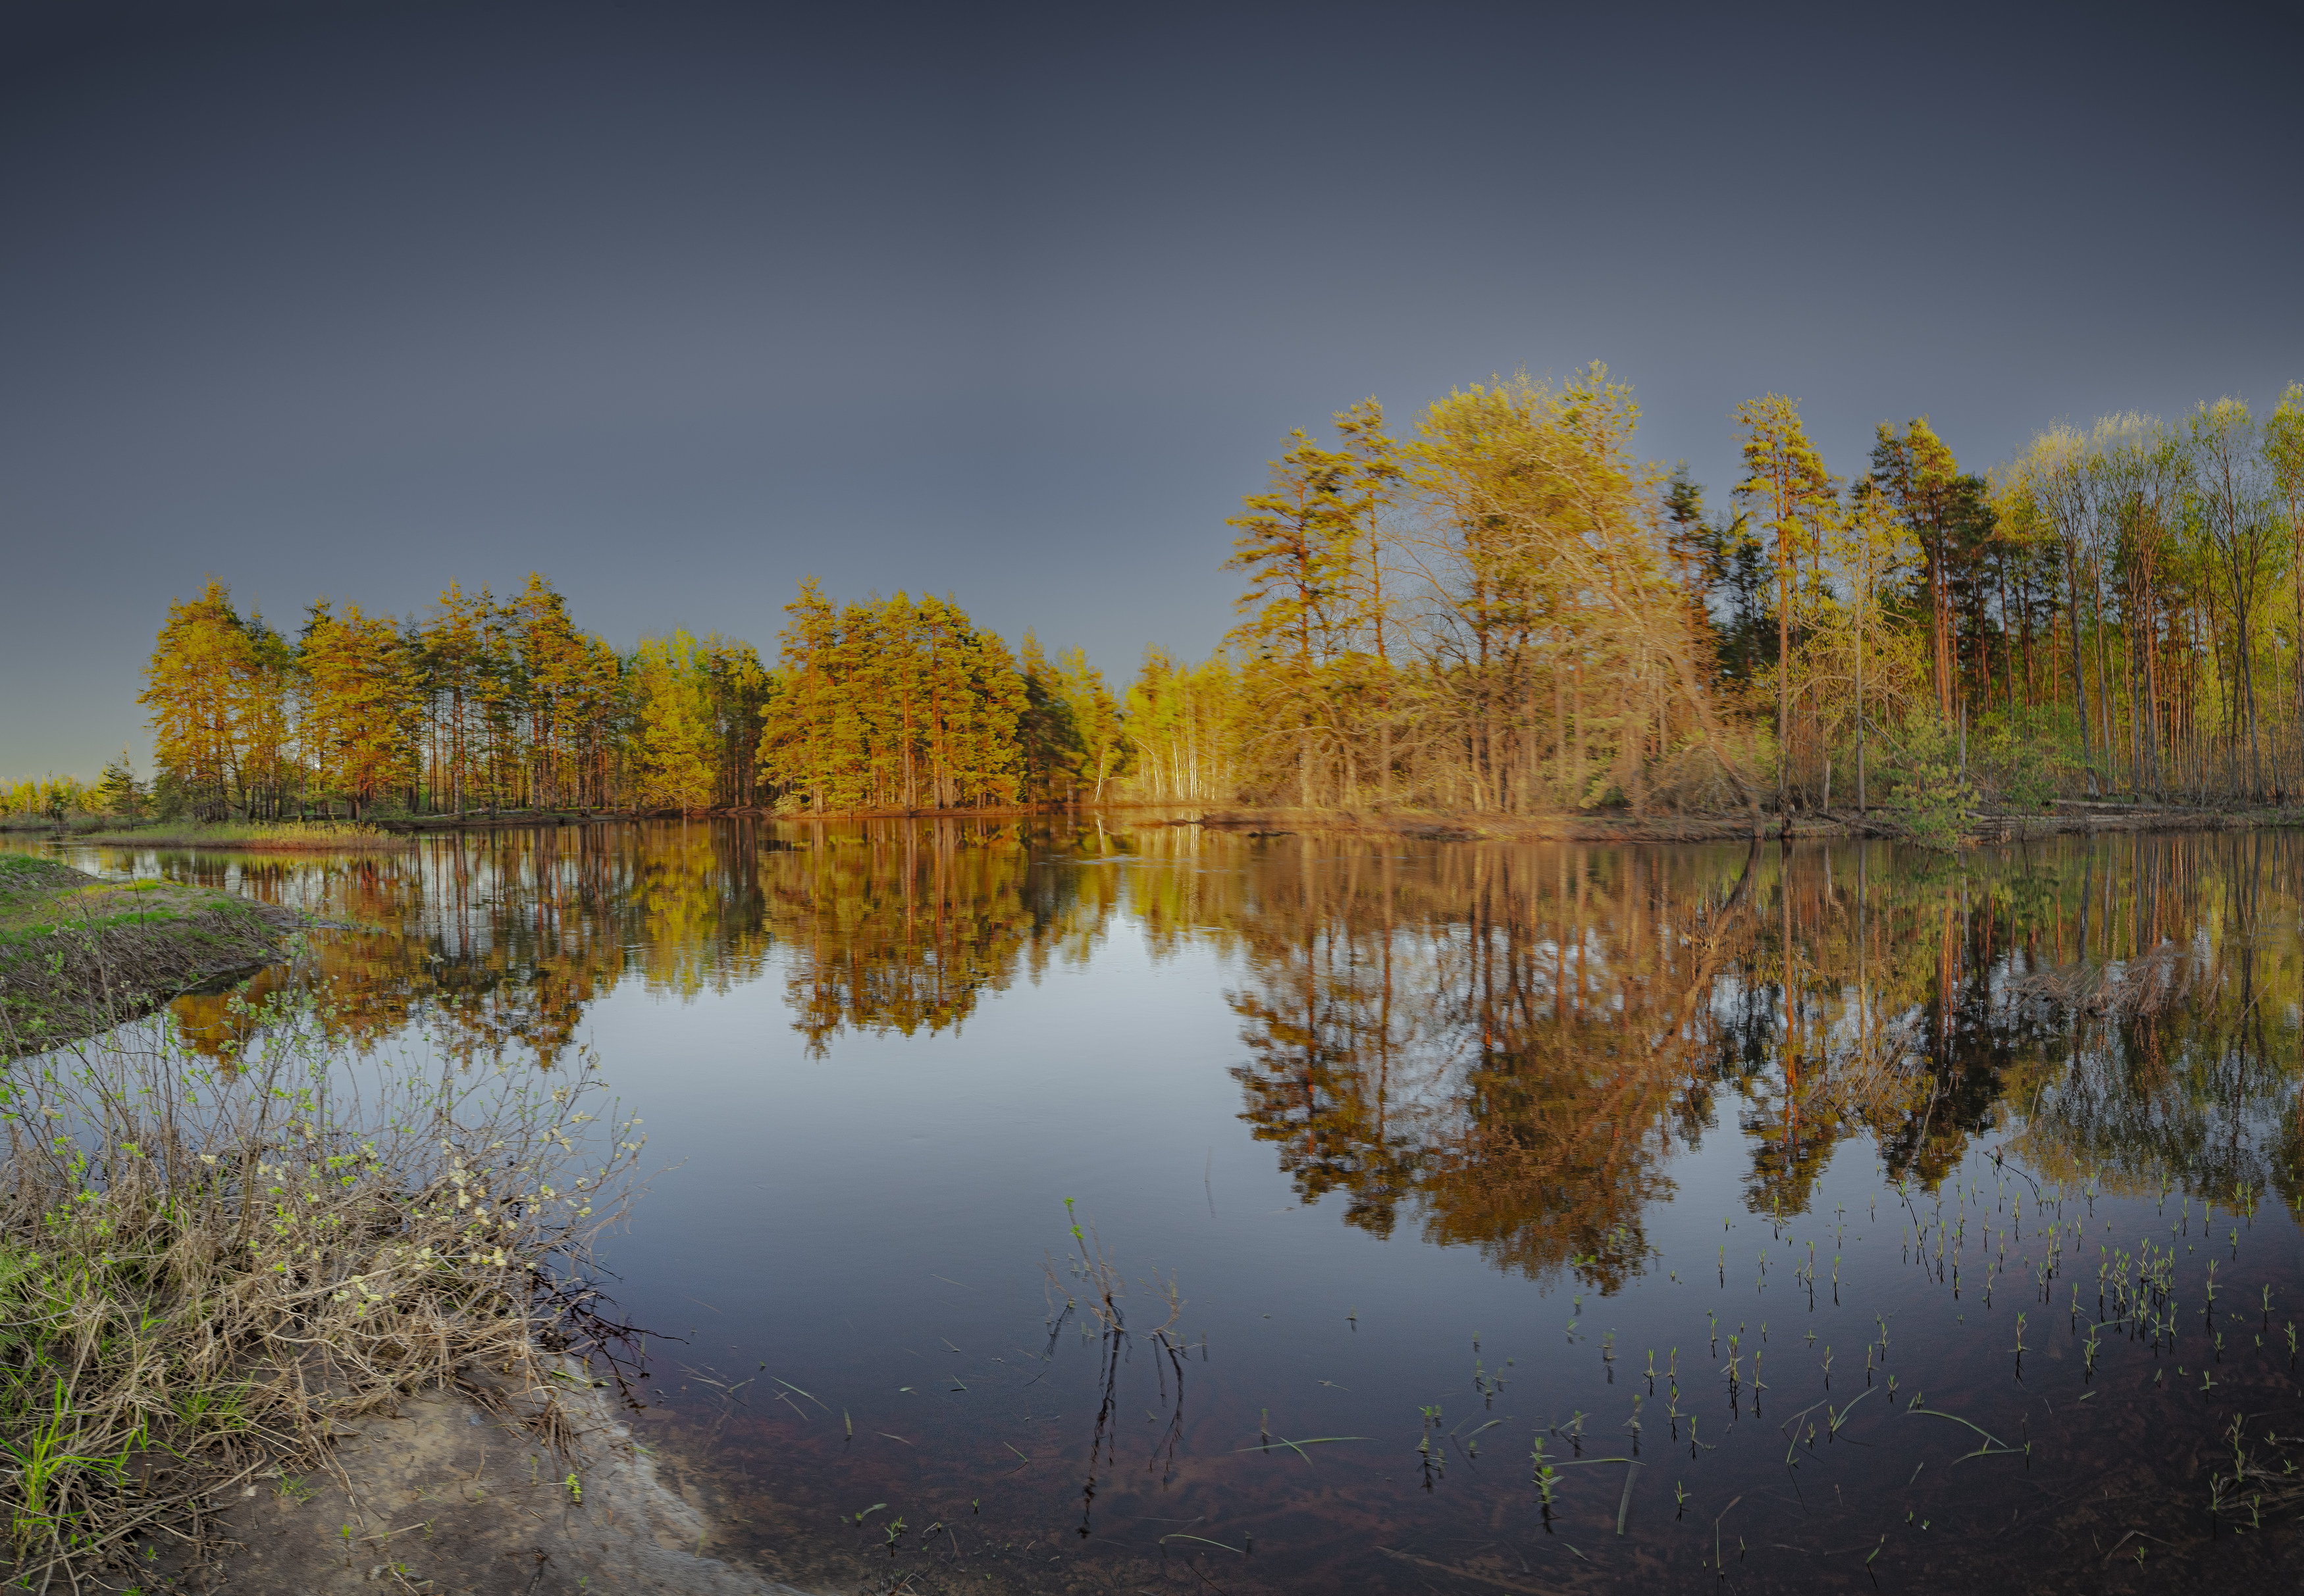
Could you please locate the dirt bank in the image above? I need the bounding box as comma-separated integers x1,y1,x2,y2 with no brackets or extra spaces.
0,855,305,1052
159,1363,814,1596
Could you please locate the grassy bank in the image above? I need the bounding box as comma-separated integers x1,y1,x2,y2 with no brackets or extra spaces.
0,856,305,1055
51,819,413,850
0,989,646,1587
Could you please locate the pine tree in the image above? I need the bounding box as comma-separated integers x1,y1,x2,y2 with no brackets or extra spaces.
300,601,420,819
633,632,719,810
1016,631,1084,801
140,580,258,817
1735,396,1839,808
95,750,145,821
1055,646,1124,801
1225,431,1359,807
1870,419,1967,724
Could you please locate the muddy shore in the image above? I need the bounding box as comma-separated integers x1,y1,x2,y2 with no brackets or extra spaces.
0,856,307,1053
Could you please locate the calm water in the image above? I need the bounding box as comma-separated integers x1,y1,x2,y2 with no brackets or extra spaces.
20,819,2304,1591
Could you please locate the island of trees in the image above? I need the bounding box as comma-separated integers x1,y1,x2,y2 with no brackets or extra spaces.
13,365,2304,831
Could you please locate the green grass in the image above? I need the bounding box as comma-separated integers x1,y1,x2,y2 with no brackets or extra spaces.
63,819,410,849
0,863,296,1055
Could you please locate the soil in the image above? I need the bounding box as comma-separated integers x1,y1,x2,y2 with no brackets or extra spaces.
157,1366,822,1596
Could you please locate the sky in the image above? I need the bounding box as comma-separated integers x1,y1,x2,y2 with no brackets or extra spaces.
4,0,2303,778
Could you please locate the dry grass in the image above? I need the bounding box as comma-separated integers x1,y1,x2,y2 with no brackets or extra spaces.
2007,942,2204,1019
61,820,411,850
0,981,646,1587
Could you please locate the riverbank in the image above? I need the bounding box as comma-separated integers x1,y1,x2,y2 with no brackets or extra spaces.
28,819,413,850
160,1358,809,1595
0,854,306,1053
1182,799,2304,844
0,947,797,1595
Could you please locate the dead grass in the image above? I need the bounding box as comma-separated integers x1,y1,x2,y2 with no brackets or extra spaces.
62,821,411,850
2006,942,2204,1019
0,981,647,1588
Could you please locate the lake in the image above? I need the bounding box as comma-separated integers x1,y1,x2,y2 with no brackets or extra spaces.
22,818,2304,1592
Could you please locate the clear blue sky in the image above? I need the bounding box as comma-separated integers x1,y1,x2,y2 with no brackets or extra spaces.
5,0,2301,777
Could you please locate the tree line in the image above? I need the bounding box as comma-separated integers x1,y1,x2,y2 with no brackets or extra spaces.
122,574,1122,821
1149,369,2304,819
16,365,2299,824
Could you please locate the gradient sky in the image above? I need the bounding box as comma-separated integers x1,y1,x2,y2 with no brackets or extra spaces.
5,0,2302,778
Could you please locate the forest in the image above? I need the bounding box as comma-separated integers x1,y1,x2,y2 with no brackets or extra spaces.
13,367,2304,825
65,575,1122,821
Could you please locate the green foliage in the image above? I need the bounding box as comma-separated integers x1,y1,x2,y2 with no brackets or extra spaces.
93,752,145,822
0,776,93,826
632,631,724,810
1017,634,1127,803
1972,706,2072,810
1883,717,1972,850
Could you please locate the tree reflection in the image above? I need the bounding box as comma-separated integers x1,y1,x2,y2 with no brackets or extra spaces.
155,817,1121,1066
137,820,2304,1290
1225,831,2304,1293
162,822,773,1065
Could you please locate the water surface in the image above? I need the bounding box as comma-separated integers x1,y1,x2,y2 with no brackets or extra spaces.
23,819,2304,1592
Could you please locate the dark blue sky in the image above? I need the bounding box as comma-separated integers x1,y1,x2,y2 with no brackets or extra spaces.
5,0,2301,777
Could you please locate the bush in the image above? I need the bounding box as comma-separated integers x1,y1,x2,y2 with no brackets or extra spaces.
1884,716,1972,850
1974,705,2074,810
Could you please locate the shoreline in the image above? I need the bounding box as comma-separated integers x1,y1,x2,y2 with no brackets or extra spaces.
1180,800,2304,845
170,1357,810,1595
0,855,307,1054
22,798,2304,852
0,885,791,1595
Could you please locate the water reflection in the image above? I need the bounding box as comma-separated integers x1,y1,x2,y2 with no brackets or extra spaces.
45,825,2304,1258
20,821,2304,1591
1220,833,2304,1291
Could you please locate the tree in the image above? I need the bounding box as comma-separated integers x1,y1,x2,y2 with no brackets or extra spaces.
1334,399,1405,804
2006,428,2100,790
511,573,592,810
417,582,492,817
1734,397,1838,808
1409,368,1751,816
1055,647,1126,802
140,580,258,817
1016,632,1084,802
300,600,420,818
632,632,720,810
1121,647,1241,803
95,750,145,821
1224,431,1359,808
1834,483,1916,811
2189,398,2277,798
1870,419,1966,723
756,585,1026,811
2264,386,2304,785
